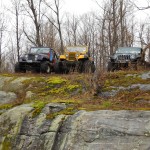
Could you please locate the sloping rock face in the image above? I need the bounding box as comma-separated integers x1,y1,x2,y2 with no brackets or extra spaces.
54,110,150,150
0,107,150,150
0,104,34,149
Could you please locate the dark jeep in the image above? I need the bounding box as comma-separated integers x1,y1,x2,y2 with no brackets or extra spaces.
15,47,58,73
108,47,143,71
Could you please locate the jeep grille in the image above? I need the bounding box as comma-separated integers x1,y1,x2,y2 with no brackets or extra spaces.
28,54,35,61
68,53,76,61
117,55,130,60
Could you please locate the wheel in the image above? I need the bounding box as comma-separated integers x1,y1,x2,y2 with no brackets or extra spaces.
107,62,116,72
77,61,84,73
83,60,95,73
54,61,69,74
14,62,26,73
54,61,61,74
62,61,69,74
40,61,51,73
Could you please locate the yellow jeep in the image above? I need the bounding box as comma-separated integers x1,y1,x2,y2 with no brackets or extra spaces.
55,46,95,73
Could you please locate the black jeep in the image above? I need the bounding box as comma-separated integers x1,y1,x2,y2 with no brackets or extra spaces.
108,47,143,71
15,47,58,73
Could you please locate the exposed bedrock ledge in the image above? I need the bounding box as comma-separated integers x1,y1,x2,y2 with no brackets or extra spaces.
0,105,150,150
53,110,150,150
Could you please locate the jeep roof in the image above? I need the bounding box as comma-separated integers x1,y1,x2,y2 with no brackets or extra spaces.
116,47,142,54
29,47,53,54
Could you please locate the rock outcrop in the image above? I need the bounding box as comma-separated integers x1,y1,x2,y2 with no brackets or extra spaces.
0,105,150,150
54,110,150,150
0,71,150,149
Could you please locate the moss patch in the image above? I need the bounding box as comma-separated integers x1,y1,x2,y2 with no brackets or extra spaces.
1,137,12,150
46,106,77,119
31,101,47,117
37,76,82,96
0,104,13,110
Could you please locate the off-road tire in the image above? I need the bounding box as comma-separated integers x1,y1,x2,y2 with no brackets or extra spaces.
54,61,61,74
77,61,84,73
41,61,51,73
62,61,69,74
107,62,117,72
83,60,95,73
14,63,26,73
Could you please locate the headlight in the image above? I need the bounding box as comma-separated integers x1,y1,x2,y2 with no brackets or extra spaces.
24,55,28,60
76,54,79,57
131,55,135,59
66,54,68,57
25,54,28,58
113,55,117,59
35,55,38,60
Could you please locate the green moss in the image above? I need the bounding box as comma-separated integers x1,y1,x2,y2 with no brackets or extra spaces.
78,107,86,110
2,137,11,150
101,101,112,108
66,84,81,92
46,106,76,119
46,77,67,87
0,104,13,110
32,101,47,117
1,74,14,77
38,77,82,96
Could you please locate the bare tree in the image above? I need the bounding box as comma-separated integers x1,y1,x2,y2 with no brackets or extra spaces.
44,0,64,54
129,0,150,10
64,14,80,46
23,0,43,46
0,13,6,71
11,0,23,62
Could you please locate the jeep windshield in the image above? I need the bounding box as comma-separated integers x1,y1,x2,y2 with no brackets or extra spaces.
66,46,87,52
116,47,142,54
30,47,50,54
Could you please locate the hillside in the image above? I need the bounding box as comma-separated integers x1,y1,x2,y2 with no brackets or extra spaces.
0,70,150,149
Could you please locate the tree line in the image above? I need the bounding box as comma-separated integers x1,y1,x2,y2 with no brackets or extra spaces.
0,0,150,72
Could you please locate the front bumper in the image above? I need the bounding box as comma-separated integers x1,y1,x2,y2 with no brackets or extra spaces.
19,61,41,70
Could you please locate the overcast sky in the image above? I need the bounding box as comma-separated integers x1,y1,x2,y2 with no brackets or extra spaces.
0,0,150,27
0,0,149,15
0,0,98,15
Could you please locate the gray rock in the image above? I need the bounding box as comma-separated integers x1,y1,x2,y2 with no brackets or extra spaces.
54,110,150,150
0,104,33,150
25,91,35,99
100,90,118,97
131,84,150,91
42,103,66,115
13,113,67,150
101,83,150,98
0,91,17,104
1,107,150,150
140,71,150,79
2,77,31,92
